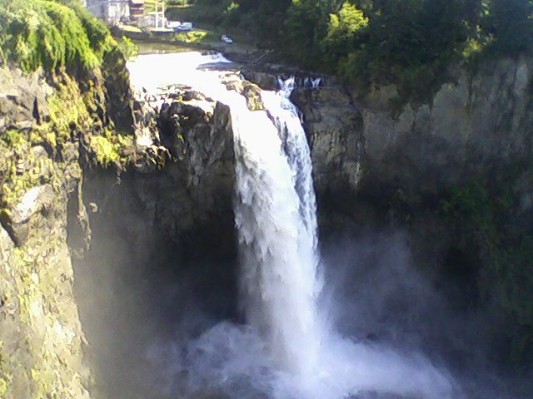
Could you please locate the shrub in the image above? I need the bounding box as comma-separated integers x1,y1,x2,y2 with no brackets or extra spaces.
0,0,117,73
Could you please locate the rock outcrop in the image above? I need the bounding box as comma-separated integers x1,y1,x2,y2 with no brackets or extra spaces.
291,86,364,204
87,83,236,260
292,58,533,206
359,58,533,196
293,57,533,367
0,68,49,132
0,48,138,397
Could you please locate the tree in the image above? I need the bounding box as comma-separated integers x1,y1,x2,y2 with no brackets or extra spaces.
482,0,533,55
321,1,368,68
284,0,332,67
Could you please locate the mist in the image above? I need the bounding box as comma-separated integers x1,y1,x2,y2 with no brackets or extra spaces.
71,212,532,399
69,52,531,399
320,228,531,399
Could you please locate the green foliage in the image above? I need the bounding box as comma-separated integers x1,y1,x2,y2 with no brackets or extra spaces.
166,0,190,5
174,29,215,43
117,36,139,60
89,136,120,166
482,0,533,56
0,129,61,208
166,0,232,26
442,178,533,364
0,0,117,73
190,0,533,104
284,0,331,67
322,2,368,69
2,129,27,149
89,131,133,167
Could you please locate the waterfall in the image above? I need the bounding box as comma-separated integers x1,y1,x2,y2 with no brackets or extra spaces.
127,52,457,399
232,77,323,375
226,77,455,399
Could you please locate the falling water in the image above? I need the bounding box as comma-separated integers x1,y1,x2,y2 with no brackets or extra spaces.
127,52,458,399
233,76,323,375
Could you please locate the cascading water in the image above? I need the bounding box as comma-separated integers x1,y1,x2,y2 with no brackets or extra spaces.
127,51,458,399
233,76,323,375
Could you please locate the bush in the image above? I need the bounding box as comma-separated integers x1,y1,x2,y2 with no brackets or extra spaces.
0,0,117,73
117,37,139,60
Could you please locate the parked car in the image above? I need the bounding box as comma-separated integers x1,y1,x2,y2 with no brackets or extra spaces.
176,22,193,31
167,21,193,31
220,35,233,44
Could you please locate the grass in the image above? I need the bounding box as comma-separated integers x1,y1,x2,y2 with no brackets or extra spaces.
165,2,252,43
174,29,216,44
120,24,143,33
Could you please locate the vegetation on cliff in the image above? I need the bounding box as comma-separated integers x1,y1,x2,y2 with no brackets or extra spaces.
382,166,533,368
176,0,533,103
0,0,116,73
0,0,135,208
0,2,138,397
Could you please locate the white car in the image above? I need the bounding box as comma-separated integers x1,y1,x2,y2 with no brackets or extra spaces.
178,22,193,31
170,21,192,31
220,35,233,44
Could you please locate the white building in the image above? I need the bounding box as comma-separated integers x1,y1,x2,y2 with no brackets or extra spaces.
86,0,130,25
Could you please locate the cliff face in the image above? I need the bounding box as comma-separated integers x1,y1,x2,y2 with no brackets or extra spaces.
295,57,533,208
0,45,137,398
0,68,87,399
84,88,236,261
293,57,533,367
73,89,237,397
360,58,532,196
0,55,241,397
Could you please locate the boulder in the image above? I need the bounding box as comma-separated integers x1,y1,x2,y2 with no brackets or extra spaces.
0,68,49,131
221,76,265,111
1,185,55,246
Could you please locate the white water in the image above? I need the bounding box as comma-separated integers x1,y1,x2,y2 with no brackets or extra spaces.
127,52,458,399
234,77,323,376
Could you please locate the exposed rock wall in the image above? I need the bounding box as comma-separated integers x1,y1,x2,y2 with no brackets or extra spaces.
291,86,364,214
360,58,533,196
65,81,239,398
0,69,90,398
84,89,236,260
0,51,137,397
293,57,533,367
294,57,533,206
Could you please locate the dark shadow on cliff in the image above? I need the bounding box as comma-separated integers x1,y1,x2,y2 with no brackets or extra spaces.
319,228,533,399
70,170,239,399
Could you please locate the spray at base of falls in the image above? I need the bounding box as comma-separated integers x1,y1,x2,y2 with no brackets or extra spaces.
127,52,458,399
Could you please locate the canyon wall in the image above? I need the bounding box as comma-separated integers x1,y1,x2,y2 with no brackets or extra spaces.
1,49,532,398
292,57,533,368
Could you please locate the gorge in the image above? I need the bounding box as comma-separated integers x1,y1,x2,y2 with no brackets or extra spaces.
1,29,532,399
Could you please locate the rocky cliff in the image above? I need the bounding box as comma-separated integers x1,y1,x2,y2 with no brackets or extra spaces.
0,52,240,396
1,43,532,397
294,57,532,217
0,43,141,397
291,57,533,369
